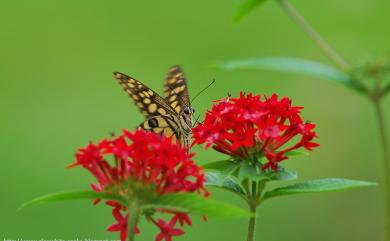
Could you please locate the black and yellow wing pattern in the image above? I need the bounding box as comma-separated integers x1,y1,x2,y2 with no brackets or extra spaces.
163,65,191,115
113,65,193,148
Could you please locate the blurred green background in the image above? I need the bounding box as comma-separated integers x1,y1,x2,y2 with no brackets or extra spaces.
1,0,389,240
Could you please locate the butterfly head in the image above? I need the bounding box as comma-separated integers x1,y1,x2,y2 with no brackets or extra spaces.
183,106,195,115
181,106,195,132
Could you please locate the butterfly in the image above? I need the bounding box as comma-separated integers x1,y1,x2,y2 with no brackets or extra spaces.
113,65,195,150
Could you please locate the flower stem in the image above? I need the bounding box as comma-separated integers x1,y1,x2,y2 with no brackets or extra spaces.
247,202,257,241
274,0,390,238
383,84,390,96
276,0,350,71
246,181,259,241
127,201,140,241
373,98,390,241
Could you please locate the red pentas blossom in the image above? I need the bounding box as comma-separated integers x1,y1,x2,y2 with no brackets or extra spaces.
192,92,319,170
69,129,208,241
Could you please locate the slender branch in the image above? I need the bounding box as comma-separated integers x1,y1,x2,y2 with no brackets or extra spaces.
273,0,389,239
373,97,390,240
276,0,350,71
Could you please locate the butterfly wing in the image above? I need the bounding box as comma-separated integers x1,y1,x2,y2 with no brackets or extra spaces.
163,65,191,114
163,65,193,148
114,72,181,139
140,115,181,141
114,72,176,117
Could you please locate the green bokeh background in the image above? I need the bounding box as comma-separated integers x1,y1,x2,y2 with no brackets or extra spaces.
1,0,389,240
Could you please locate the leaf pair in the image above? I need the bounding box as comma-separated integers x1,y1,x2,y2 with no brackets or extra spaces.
18,190,250,219
205,169,376,202
203,158,376,203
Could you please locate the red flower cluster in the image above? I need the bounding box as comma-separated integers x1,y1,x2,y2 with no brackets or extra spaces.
192,92,319,170
69,129,208,241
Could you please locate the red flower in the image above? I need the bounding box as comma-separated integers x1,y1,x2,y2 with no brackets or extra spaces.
107,206,141,241
154,217,185,241
69,129,208,241
192,92,319,171
174,213,192,226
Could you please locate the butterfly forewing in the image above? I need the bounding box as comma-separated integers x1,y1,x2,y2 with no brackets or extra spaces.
114,72,176,118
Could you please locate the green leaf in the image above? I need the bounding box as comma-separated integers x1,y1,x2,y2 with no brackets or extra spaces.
205,171,247,196
261,169,298,182
235,0,268,22
271,170,298,181
204,160,242,185
144,193,250,218
263,178,377,200
253,164,298,182
18,190,127,211
215,57,363,92
285,149,309,157
202,160,236,172
238,162,259,180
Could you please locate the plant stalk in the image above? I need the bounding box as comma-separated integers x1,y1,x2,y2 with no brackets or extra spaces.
246,181,260,241
247,202,257,241
127,201,140,241
276,0,350,71
373,98,390,241
275,0,390,239
383,83,390,96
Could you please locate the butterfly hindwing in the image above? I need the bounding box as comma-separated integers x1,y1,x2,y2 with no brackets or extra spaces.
140,115,180,142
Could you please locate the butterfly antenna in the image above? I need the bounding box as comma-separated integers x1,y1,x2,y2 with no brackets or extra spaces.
188,79,216,124
195,115,202,125
190,79,216,104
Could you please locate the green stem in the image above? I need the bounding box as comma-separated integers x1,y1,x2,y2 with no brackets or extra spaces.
276,0,350,71
246,181,261,241
127,201,140,241
251,181,257,199
247,181,257,241
383,83,390,96
247,202,257,241
373,98,390,241
274,0,390,239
